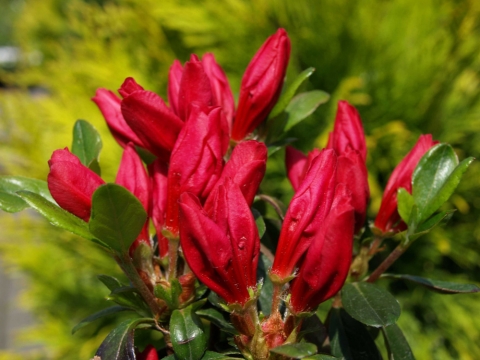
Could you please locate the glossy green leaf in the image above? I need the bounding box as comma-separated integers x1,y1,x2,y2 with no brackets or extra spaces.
251,208,266,239
412,144,473,223
382,274,480,294
0,176,54,212
270,343,317,358
95,318,152,360
89,184,147,253
342,282,400,327
71,119,103,174
72,306,132,334
267,137,297,157
15,191,103,244
284,90,330,132
299,314,327,349
407,210,455,242
256,253,274,316
200,351,238,360
170,305,207,360
196,308,237,334
397,188,414,224
328,307,382,360
268,67,316,120
382,324,415,360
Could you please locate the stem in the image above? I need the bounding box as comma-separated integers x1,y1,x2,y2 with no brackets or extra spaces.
367,235,384,257
167,238,179,280
257,194,285,221
270,283,283,316
367,245,406,283
116,254,163,318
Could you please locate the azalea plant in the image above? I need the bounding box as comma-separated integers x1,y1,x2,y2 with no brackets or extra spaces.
0,28,478,360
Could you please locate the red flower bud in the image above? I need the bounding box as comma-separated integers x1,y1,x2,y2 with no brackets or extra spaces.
115,143,151,254
374,134,438,234
176,55,213,120
327,101,367,161
202,53,235,130
136,345,158,360
289,183,355,313
47,148,105,221
149,159,169,258
168,60,184,116
120,78,183,161
164,105,228,235
285,147,320,192
271,149,337,281
179,179,260,305
92,89,144,148
327,101,369,233
205,140,267,211
232,28,291,141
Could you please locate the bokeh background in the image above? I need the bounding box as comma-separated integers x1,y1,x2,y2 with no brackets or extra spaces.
0,0,479,359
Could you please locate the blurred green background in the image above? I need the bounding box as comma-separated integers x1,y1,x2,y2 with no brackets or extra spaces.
0,0,479,359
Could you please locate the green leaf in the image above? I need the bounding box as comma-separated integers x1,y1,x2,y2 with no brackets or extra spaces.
15,191,104,245
270,343,317,358
98,274,123,291
200,351,238,360
328,307,382,360
267,137,297,157
71,119,103,174
382,324,415,360
89,184,147,253
268,67,316,120
407,210,455,242
196,308,237,334
382,274,480,294
72,306,133,334
95,318,152,360
299,314,327,349
397,188,414,224
251,208,266,239
154,279,182,310
0,176,54,213
412,144,473,223
342,282,401,327
256,253,274,316
284,90,330,132
303,355,339,360
170,305,207,360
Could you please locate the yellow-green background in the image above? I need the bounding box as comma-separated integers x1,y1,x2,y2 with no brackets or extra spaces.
0,0,479,358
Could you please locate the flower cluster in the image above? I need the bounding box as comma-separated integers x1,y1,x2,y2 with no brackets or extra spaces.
39,28,457,359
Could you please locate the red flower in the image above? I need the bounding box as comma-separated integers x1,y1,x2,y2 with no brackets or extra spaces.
232,28,291,141
179,179,260,305
271,149,338,281
92,89,144,149
115,143,151,254
120,78,184,161
47,148,105,222
205,140,267,211
326,101,369,232
149,159,169,258
374,134,438,234
164,104,229,236
136,345,158,360
289,183,355,312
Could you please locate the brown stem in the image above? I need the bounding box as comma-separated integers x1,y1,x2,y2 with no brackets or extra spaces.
366,245,406,283
167,238,179,280
116,254,163,318
367,235,384,257
270,283,283,316
257,194,285,221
